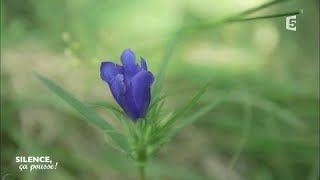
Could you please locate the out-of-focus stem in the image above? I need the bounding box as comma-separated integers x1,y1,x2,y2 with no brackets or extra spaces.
139,166,145,180
230,10,303,22
236,0,289,18
181,0,294,33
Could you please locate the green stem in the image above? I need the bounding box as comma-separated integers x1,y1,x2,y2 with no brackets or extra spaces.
181,0,290,34
139,166,145,180
230,10,303,22
236,0,289,17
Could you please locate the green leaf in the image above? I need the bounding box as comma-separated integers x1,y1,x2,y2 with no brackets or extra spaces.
166,99,221,140
88,101,124,119
236,0,289,17
229,10,303,22
33,72,129,152
149,94,167,111
147,94,167,120
162,83,209,130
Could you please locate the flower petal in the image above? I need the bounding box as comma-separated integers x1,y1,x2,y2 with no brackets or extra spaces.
120,48,136,75
140,57,148,70
109,74,126,107
122,88,140,120
131,70,154,118
100,62,123,83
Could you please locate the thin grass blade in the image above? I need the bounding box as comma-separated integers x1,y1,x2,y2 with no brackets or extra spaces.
162,84,208,130
34,72,129,152
165,97,222,140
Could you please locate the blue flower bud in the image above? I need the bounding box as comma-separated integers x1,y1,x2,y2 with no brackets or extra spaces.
100,48,154,121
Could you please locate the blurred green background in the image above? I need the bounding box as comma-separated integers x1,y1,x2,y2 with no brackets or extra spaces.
1,0,319,179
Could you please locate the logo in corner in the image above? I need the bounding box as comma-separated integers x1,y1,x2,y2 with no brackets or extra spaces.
286,15,297,31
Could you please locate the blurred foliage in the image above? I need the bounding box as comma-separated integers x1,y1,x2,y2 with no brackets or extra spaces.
1,0,319,180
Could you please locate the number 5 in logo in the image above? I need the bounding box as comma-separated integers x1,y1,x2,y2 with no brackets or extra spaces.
286,15,297,31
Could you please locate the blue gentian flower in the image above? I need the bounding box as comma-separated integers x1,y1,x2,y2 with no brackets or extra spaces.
100,48,154,121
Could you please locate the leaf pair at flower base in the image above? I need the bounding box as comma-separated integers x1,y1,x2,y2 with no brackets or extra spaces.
137,83,210,156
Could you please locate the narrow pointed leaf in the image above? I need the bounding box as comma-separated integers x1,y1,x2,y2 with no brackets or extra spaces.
88,101,125,121
34,72,128,152
162,83,209,129
166,99,221,140
88,101,124,115
149,94,168,111
181,0,289,34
